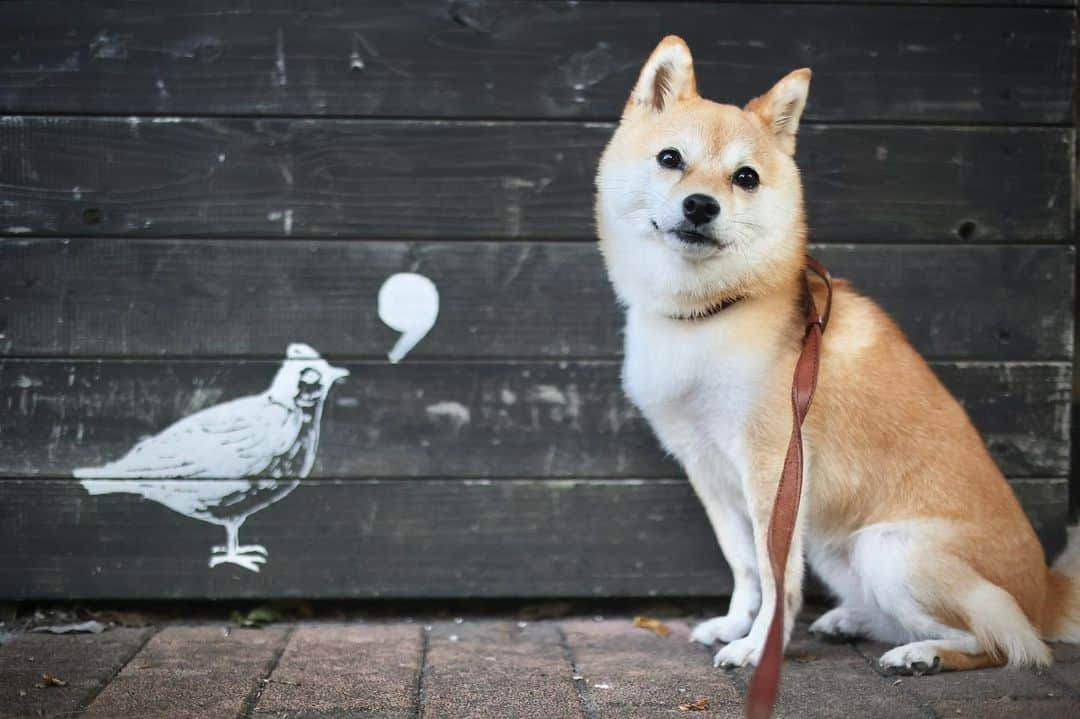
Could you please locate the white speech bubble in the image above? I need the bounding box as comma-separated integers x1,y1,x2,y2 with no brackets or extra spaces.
378,272,440,363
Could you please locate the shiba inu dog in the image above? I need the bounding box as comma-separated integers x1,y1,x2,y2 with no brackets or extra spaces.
595,36,1080,673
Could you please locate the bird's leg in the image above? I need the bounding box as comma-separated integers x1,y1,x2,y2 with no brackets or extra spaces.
211,520,240,555
233,520,268,557
209,520,267,573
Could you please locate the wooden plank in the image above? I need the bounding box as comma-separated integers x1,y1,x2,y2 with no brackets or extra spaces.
0,240,1071,362
0,478,1064,600
0,360,1068,478
799,0,1073,4
1011,478,1071,555
0,2,1071,123
0,119,1070,242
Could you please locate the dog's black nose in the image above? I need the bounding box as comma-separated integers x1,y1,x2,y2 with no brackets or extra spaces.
682,194,720,225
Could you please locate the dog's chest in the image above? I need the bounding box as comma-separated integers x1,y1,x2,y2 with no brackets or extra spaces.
622,314,768,473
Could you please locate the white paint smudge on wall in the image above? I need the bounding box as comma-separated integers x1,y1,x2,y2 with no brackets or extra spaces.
266,209,293,235
533,384,567,404
75,343,348,572
426,401,471,432
378,273,439,363
274,28,288,86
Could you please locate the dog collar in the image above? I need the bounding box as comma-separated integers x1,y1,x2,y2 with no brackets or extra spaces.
666,296,743,321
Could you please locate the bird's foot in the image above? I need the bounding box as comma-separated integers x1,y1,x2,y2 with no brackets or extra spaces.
212,543,268,556
209,550,267,573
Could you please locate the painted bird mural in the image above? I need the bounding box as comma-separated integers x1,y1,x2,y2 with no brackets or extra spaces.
74,343,349,572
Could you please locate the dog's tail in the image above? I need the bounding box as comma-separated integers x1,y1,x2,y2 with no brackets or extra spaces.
1043,524,1080,643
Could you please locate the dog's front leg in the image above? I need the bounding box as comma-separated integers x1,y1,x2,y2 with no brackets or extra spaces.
688,470,761,645
712,447,806,668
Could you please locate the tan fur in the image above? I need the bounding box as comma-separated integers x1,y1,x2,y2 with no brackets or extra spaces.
935,650,1006,672
596,36,1079,672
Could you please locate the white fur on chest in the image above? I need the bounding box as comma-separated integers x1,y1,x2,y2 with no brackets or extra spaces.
622,309,769,489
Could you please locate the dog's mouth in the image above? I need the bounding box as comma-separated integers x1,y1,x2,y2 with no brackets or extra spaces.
673,228,713,245
652,220,723,248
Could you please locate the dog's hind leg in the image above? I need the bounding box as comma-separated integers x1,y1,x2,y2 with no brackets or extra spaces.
852,524,1050,673
807,535,914,644
879,636,1005,674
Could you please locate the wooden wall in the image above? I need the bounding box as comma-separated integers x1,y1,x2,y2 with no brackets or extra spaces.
0,0,1074,599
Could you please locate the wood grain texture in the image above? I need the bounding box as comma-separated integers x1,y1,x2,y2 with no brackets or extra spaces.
0,478,1066,600
0,2,1072,123
0,240,1072,362
0,118,1070,242
0,360,1068,479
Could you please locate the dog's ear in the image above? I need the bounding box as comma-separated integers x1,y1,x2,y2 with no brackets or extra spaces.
627,36,698,114
745,69,812,155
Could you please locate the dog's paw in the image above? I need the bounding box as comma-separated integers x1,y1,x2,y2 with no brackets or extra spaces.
691,615,753,646
713,637,763,668
809,607,869,642
878,643,943,676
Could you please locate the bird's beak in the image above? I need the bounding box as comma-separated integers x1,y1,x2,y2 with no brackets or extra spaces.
329,365,350,382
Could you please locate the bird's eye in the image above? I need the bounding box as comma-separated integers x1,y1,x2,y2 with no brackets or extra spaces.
733,167,760,190
657,148,683,170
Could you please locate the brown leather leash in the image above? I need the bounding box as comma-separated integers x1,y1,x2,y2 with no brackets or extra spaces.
745,256,832,719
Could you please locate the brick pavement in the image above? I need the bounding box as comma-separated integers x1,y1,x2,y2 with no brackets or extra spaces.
0,615,1076,718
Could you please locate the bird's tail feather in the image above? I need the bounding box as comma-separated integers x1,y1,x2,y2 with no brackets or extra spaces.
76,473,141,496
73,465,112,480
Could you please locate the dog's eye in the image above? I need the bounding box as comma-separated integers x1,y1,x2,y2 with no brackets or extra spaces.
657,148,683,170
733,167,760,190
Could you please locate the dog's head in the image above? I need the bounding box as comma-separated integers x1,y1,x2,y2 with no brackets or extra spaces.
596,36,811,316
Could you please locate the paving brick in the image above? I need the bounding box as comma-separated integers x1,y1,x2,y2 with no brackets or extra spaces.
1046,661,1080,696
0,627,151,719
932,697,1080,718
421,620,582,719
82,626,289,719
769,624,924,719
1051,642,1080,664
855,637,1065,707
561,618,741,718
884,663,1061,705
253,623,421,719
3,617,1074,718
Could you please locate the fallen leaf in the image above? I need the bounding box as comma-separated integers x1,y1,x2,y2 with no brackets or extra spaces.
633,615,670,637
31,621,107,635
792,653,818,663
679,697,710,711
90,610,151,627
35,674,66,689
230,606,282,628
